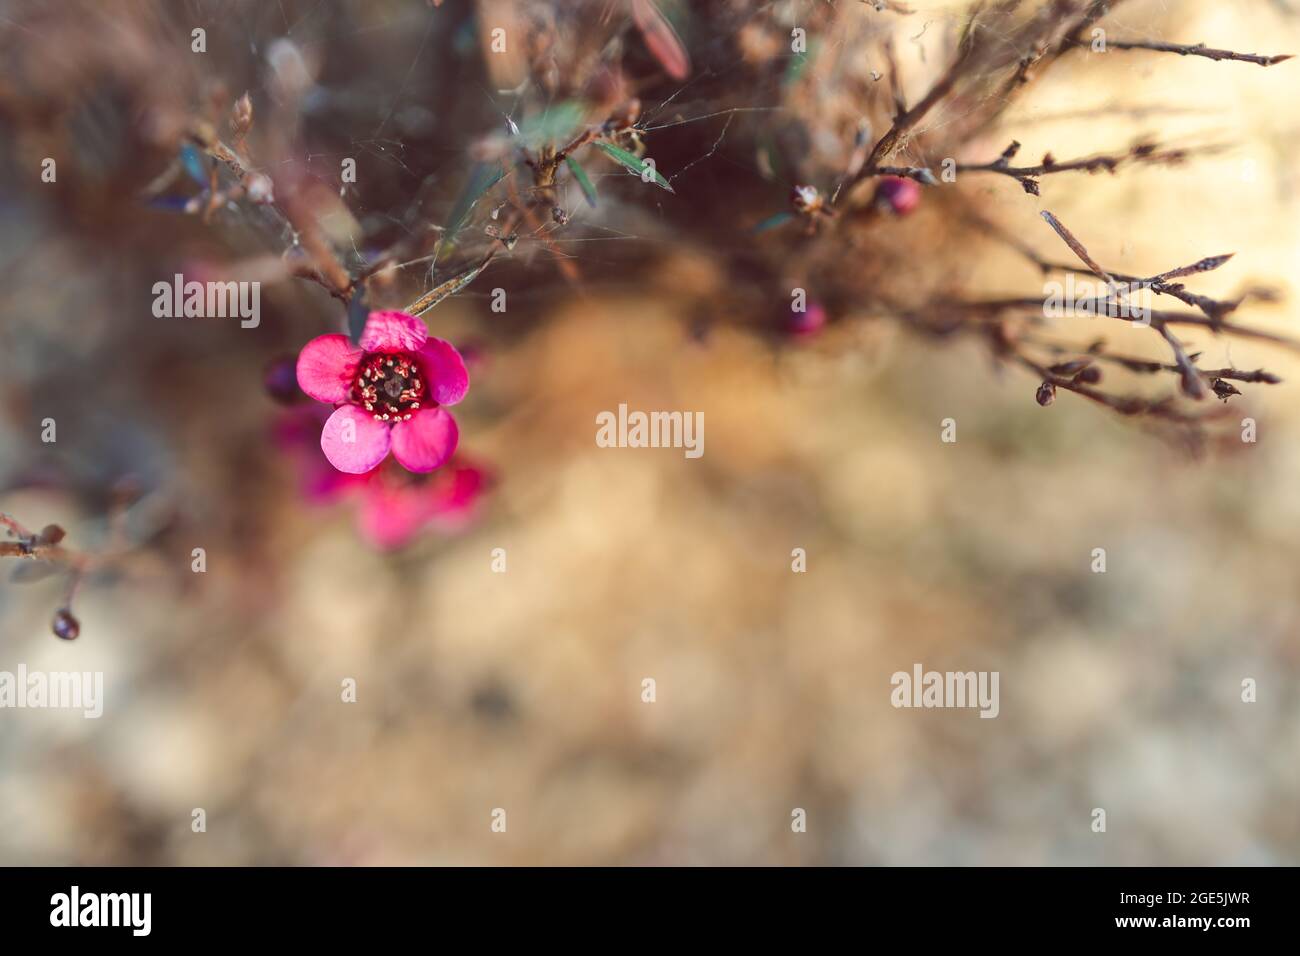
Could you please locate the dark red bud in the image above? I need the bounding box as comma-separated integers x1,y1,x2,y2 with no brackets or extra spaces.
36,524,66,545
52,608,80,641
263,355,302,404
873,176,921,216
788,302,827,337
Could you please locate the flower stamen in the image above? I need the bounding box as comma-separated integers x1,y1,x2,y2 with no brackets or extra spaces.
352,353,427,421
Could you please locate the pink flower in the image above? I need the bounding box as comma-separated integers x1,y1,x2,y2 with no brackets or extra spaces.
296,310,468,475
272,405,369,500
274,405,490,550
355,462,489,550
873,176,921,216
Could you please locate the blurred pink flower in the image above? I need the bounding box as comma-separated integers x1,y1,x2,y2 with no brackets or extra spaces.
274,405,489,550
355,462,489,550
272,405,368,501
788,301,827,337
296,310,468,474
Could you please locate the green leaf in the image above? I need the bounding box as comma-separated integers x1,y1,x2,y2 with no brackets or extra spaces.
783,38,819,86
565,157,598,208
517,101,586,149
757,138,784,183
443,162,505,241
752,210,795,234
592,141,674,193
632,0,691,81
403,257,493,317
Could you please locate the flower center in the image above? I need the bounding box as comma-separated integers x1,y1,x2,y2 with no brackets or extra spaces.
353,353,427,422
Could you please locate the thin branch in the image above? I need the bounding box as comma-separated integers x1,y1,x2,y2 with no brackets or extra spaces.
946,296,1300,353
1019,333,1283,387
1039,210,1117,288
186,122,353,303
956,140,1212,195
1068,37,1293,67
1158,323,1208,399
1009,350,1219,421
1035,251,1243,323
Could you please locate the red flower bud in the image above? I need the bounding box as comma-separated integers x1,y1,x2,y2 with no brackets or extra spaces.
788,301,827,337
873,176,921,216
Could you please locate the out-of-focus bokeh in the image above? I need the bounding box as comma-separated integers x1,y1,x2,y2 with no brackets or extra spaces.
1,0,1298,864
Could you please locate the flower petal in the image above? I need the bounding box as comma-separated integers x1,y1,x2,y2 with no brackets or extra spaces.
303,454,371,502
359,310,429,352
428,464,489,529
357,481,430,551
390,407,458,473
321,405,391,474
417,337,470,406
296,334,362,403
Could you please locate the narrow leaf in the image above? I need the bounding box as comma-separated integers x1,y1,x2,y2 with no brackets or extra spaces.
180,144,208,185
517,102,586,149
404,257,493,317
565,157,598,208
592,141,674,193
752,210,795,233
443,162,506,241
632,0,690,81
347,284,369,343
1155,254,1234,282
1040,211,1115,287
146,195,194,212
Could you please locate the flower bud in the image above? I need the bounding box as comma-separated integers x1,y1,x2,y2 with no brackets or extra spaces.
791,185,823,214
244,172,275,205
52,608,80,641
231,92,253,140
788,301,827,337
35,524,66,546
264,354,302,404
873,176,921,216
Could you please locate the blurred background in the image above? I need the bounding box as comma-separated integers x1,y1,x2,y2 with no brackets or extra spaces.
1,0,1298,865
